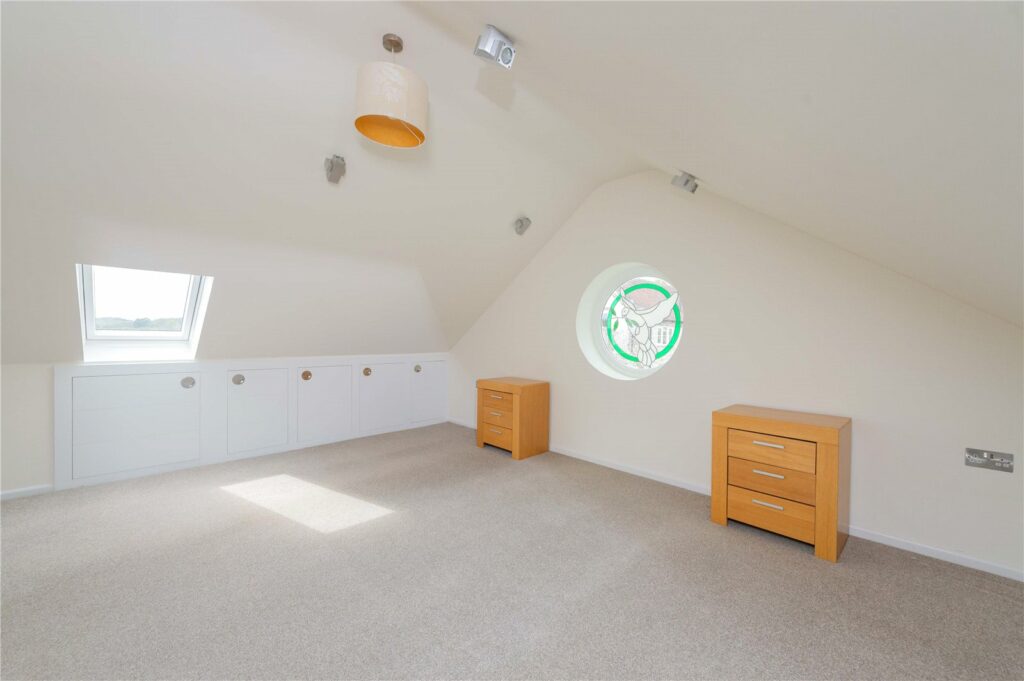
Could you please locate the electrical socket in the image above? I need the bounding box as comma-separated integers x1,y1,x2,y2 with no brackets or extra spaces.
965,448,1013,472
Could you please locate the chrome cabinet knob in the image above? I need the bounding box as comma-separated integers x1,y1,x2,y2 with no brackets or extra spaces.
232,374,246,385
363,367,372,377
180,376,196,389
414,364,422,373
301,370,313,381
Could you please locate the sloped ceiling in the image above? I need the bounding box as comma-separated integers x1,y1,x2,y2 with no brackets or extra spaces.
3,2,1020,367
1,2,645,363
418,2,1024,326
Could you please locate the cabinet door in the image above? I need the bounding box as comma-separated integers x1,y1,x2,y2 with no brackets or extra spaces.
72,372,201,479
297,365,353,445
227,368,288,455
358,362,410,434
411,360,446,423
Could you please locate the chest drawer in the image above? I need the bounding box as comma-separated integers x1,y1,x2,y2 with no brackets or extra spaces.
728,457,815,506
728,429,816,474
480,423,512,450
727,485,815,544
482,390,513,408
480,406,512,429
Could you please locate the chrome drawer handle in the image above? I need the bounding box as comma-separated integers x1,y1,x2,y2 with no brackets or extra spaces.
751,499,784,511
752,469,785,480
752,440,784,449
232,374,245,386
490,428,502,434
490,394,503,400
180,376,195,389
490,411,502,416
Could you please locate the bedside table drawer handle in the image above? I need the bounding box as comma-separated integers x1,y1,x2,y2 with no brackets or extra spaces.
490,411,503,416
751,498,784,511
752,469,785,480
490,394,503,400
489,428,503,434
752,440,785,449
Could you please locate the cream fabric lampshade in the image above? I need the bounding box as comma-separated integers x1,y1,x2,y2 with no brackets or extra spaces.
354,61,428,148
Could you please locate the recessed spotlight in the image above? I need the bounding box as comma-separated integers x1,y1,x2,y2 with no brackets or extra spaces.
671,171,699,194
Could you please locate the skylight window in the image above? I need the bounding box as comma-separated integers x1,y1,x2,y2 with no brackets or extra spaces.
77,264,213,362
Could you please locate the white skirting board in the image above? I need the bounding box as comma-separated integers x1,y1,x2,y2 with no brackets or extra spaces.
449,419,1023,582
1,484,54,501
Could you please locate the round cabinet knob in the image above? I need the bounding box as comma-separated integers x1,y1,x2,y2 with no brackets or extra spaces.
414,364,422,373
180,376,196,389
232,374,246,385
301,370,313,381
363,367,372,377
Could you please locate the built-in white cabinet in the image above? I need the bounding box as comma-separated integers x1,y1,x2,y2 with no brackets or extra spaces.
297,365,353,444
55,354,446,490
71,372,201,480
411,360,446,423
358,362,411,434
226,368,288,455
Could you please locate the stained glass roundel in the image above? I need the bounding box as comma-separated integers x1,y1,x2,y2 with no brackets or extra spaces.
601,277,681,372
576,264,684,380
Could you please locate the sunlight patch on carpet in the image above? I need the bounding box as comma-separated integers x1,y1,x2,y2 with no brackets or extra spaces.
221,474,392,533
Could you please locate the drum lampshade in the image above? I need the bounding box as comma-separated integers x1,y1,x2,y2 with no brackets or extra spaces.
353,61,428,148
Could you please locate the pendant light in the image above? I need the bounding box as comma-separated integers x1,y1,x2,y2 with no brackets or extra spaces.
354,33,428,148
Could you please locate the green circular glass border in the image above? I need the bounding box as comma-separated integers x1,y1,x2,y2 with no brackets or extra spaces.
604,282,682,363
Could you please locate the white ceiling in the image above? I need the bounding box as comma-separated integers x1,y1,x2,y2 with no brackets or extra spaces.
418,2,1024,326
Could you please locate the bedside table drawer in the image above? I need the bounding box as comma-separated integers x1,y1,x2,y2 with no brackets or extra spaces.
481,424,512,450
728,457,816,505
728,429,816,474
727,485,815,544
482,390,513,407
480,406,512,429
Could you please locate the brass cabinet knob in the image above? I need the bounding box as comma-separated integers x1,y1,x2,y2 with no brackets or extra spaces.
180,376,196,389
414,364,422,373
232,374,245,385
301,370,313,381
363,367,372,377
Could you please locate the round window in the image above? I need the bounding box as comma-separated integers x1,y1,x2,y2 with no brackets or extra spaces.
576,263,683,380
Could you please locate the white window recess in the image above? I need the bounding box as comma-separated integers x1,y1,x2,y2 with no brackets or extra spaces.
76,264,214,362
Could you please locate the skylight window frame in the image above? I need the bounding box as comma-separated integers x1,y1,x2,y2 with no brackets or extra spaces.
76,264,214,363
79,264,204,342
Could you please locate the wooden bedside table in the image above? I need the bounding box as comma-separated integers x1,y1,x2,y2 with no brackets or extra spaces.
476,377,549,460
711,404,851,562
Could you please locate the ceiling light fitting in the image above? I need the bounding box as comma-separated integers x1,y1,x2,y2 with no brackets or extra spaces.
475,25,516,69
354,33,429,148
672,171,699,194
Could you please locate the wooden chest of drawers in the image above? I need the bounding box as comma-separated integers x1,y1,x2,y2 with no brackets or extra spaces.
711,404,851,562
476,377,549,460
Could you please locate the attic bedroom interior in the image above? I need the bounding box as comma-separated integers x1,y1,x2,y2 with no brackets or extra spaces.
1,2,1022,680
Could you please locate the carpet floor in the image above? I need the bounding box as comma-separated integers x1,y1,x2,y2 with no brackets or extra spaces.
2,423,1021,680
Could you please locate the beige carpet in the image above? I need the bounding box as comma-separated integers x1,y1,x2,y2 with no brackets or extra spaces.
2,423,1021,680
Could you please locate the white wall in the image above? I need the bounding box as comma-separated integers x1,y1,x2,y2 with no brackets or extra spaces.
449,170,1024,578
1,364,54,493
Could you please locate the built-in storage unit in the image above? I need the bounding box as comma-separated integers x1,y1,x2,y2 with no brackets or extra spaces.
297,365,353,445
359,362,411,434
476,377,550,460
71,372,201,480
54,353,448,489
227,368,289,455
710,404,852,562
411,361,446,423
